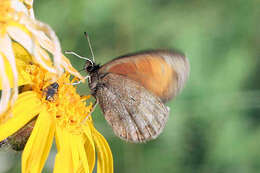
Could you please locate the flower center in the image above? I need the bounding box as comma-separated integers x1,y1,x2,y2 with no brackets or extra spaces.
26,64,93,133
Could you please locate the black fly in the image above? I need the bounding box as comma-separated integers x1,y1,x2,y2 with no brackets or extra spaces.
44,82,59,101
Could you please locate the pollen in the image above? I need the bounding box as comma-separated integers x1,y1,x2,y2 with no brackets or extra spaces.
26,64,93,133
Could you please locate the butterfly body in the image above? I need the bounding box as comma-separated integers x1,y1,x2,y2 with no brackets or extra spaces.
85,50,189,143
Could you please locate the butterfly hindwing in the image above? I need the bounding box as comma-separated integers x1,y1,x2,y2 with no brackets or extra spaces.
95,73,169,143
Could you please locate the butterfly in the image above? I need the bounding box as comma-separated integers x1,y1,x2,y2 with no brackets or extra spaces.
82,48,190,143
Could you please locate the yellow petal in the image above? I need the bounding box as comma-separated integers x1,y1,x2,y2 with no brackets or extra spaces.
54,127,91,173
78,138,90,173
11,42,33,86
27,28,82,79
0,53,11,114
12,41,33,64
82,122,96,172
0,91,42,141
70,134,81,171
0,33,18,99
92,126,114,173
54,127,73,173
70,133,90,173
7,24,34,54
22,106,55,173
16,57,32,85
61,55,83,80
0,42,32,89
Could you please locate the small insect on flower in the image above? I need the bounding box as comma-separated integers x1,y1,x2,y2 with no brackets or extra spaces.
44,82,59,101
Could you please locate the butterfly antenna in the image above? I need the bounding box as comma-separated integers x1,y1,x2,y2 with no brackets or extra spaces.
84,32,95,63
64,51,93,66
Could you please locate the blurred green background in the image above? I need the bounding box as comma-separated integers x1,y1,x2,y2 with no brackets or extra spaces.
1,0,260,172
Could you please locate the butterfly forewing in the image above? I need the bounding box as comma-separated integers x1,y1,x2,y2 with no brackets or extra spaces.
96,73,169,143
99,50,190,102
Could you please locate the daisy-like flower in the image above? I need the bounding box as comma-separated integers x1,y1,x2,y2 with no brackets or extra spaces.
0,0,113,173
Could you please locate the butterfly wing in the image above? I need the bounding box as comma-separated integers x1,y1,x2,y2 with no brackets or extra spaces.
95,73,169,143
99,50,190,102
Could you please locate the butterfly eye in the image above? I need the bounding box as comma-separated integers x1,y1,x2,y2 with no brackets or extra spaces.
85,60,94,73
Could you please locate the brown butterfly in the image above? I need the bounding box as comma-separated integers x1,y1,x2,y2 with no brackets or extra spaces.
63,33,190,143
81,47,190,143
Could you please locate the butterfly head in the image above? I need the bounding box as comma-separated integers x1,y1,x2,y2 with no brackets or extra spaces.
84,60,100,74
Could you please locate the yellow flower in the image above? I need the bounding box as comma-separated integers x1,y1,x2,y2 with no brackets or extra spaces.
0,0,82,114
0,0,113,173
1,63,113,173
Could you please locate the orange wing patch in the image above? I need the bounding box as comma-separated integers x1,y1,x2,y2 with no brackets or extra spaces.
108,56,177,101
99,49,190,102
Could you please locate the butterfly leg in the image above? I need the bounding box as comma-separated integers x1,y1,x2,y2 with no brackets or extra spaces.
65,75,90,86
